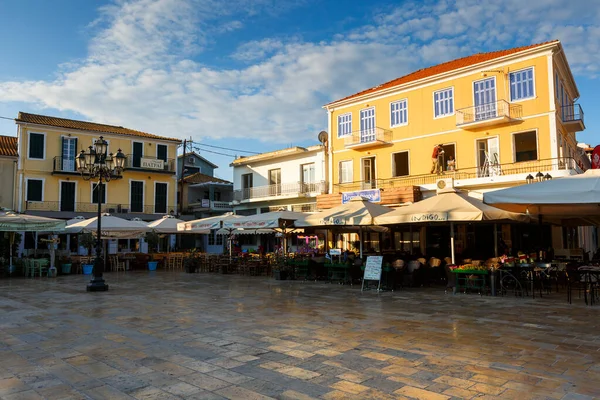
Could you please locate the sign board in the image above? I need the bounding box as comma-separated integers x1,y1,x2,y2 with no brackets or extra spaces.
592,145,600,169
141,158,165,170
341,189,381,204
320,217,346,225
201,199,210,208
409,212,448,222
329,248,342,256
361,255,383,291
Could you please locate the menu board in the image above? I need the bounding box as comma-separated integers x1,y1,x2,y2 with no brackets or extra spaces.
362,256,383,291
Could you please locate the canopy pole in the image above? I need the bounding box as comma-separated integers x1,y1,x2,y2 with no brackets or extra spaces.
359,226,363,258
494,223,498,257
450,222,455,265
409,225,413,255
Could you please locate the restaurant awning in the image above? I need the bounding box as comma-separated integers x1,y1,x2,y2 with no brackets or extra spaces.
66,214,150,238
177,212,241,232
147,215,185,233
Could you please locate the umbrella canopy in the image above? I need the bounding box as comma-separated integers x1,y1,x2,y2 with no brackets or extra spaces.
66,214,150,238
483,169,600,218
216,228,275,235
222,210,307,230
0,210,66,232
296,197,394,227
178,212,241,232
374,191,530,225
147,215,185,233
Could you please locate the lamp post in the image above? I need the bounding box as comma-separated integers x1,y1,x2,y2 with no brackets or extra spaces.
525,174,534,184
76,136,126,292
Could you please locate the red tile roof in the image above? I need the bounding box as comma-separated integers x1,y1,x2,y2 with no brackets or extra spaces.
16,112,181,143
0,135,18,157
326,40,559,106
183,172,231,185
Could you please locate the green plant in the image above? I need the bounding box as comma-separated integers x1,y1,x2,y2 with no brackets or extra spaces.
80,233,95,256
145,232,160,253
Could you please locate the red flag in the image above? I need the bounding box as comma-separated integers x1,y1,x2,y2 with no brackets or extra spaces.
592,145,600,169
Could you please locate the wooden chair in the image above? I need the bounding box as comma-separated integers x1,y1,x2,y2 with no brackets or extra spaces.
110,256,125,272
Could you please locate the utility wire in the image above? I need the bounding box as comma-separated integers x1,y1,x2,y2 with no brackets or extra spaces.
193,142,259,155
191,146,237,158
0,116,15,121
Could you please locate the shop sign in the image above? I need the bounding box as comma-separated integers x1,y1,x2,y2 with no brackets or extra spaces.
141,158,164,170
341,189,381,204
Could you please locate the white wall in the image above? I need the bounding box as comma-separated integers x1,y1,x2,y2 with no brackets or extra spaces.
232,147,325,190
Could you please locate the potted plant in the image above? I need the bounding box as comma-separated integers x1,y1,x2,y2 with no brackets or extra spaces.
80,233,95,275
60,255,72,274
272,258,289,280
184,251,199,273
145,232,160,271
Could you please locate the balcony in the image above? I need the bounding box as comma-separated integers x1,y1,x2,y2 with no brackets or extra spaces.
332,157,583,194
25,201,173,218
233,181,327,203
456,100,522,129
187,200,233,213
125,154,176,174
344,127,392,149
52,157,78,174
560,104,585,133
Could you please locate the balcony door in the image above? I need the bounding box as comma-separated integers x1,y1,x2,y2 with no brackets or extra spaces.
130,181,144,212
301,163,315,192
268,168,281,196
360,108,375,143
132,142,143,168
361,157,376,189
242,173,253,200
61,137,77,172
477,137,500,177
60,181,76,212
474,78,496,121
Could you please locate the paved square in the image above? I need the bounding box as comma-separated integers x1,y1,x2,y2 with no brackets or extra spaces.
1,272,599,399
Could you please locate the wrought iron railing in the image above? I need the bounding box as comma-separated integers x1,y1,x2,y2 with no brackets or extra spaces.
124,154,176,173
343,127,392,147
53,156,78,173
187,200,233,210
233,181,327,201
332,157,583,194
25,201,169,215
456,100,522,126
561,104,584,124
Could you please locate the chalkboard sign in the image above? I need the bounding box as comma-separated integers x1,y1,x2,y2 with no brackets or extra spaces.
329,249,342,256
361,255,383,291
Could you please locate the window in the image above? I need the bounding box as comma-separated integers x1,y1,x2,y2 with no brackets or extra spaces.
216,233,223,246
392,152,409,177
208,230,215,246
339,160,353,183
510,68,534,101
390,99,408,127
514,131,538,162
241,173,253,200
26,179,43,202
301,163,315,185
338,113,352,137
92,183,106,204
268,169,281,196
157,144,168,162
555,72,560,101
132,142,143,168
362,157,376,189
155,183,168,214
434,88,454,117
130,181,144,212
359,108,375,142
28,133,45,159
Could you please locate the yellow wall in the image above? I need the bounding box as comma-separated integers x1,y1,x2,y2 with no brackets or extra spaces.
328,53,560,185
17,126,179,214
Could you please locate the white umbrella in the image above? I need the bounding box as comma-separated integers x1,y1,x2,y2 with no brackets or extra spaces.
177,212,241,233
374,191,529,263
148,215,185,234
67,214,150,238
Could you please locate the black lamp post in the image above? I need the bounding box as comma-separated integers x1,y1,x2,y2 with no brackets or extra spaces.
535,171,544,182
76,136,126,292
525,174,534,184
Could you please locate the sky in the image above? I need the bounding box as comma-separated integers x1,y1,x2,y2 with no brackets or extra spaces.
1,0,600,181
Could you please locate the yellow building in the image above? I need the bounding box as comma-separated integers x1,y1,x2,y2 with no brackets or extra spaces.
15,112,181,220
321,40,590,256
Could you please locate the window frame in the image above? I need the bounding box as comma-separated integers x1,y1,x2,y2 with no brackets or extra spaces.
129,179,145,212
90,182,107,204
509,67,535,102
27,131,46,160
154,181,169,214
25,178,44,202
512,129,539,163
301,163,316,185
391,150,410,177
390,99,408,127
433,87,454,119
156,143,168,162
338,160,353,184
337,113,352,138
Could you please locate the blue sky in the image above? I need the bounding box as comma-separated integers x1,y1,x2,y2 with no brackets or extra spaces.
1,0,600,180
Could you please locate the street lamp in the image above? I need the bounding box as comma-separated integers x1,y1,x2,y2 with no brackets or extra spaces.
535,171,544,182
76,136,126,292
525,174,534,184
544,173,552,181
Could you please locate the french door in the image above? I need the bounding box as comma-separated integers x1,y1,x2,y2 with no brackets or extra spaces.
360,108,375,143
474,78,497,121
130,181,144,212
362,157,376,189
60,182,76,212
477,137,500,177
268,169,281,196
132,142,143,168
62,137,77,172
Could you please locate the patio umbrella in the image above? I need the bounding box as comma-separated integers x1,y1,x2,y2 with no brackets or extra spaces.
66,214,150,238
295,197,394,257
0,210,66,272
148,215,185,234
177,212,241,233
483,169,600,225
374,191,530,263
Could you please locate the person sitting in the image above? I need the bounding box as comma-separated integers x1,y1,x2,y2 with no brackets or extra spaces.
447,155,456,171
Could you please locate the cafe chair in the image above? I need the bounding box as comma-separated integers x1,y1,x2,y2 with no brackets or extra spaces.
110,256,125,272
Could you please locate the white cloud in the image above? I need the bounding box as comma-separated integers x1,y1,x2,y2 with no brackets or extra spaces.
1,0,600,145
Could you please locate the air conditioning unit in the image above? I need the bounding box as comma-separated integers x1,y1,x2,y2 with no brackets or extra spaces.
436,178,455,194
188,157,195,164
120,208,129,214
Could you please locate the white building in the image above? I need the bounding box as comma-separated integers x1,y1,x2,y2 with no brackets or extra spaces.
231,145,327,215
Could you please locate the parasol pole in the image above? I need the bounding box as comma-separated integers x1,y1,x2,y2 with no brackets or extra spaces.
359,226,363,258
494,223,498,257
450,222,455,264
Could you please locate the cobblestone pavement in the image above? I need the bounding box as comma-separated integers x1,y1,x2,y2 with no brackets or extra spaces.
0,272,599,400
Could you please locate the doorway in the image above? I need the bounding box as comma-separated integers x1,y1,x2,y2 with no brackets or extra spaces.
476,137,500,177
361,157,376,189
474,77,497,120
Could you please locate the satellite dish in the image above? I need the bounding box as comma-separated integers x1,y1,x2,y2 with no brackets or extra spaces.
318,131,328,144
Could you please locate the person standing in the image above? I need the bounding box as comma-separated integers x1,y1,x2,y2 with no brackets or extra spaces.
430,144,444,174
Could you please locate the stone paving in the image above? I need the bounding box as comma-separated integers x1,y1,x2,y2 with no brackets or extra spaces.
0,272,599,400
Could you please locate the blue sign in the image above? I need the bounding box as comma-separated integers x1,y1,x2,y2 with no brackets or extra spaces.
341,189,381,204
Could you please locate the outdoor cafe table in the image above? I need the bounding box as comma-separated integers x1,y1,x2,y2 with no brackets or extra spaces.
578,266,600,305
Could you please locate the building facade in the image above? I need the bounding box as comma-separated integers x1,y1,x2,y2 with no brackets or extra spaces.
0,135,18,210
321,40,589,256
181,172,233,218
177,151,219,177
15,112,181,221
